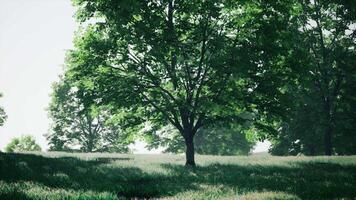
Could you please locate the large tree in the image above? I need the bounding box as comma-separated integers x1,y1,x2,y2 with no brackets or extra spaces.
0,93,7,127
47,76,132,152
67,0,301,165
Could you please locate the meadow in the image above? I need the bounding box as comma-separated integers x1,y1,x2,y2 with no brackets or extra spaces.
0,152,355,200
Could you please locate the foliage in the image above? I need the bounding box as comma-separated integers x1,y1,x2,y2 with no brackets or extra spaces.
5,135,41,153
269,0,356,155
0,152,356,199
145,124,256,155
0,93,7,127
47,76,132,153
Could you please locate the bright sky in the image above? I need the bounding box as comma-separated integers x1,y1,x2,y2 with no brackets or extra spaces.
0,0,270,153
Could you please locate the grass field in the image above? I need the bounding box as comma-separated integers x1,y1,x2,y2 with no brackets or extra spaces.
0,152,355,200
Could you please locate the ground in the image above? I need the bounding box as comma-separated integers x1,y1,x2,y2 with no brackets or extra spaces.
0,152,355,200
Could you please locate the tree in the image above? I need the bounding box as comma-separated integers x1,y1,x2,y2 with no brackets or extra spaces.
297,0,355,155
268,0,356,156
67,0,295,166
5,135,41,153
46,76,132,153
145,124,256,155
0,92,7,127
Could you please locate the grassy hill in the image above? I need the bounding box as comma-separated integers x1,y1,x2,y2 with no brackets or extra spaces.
0,152,355,200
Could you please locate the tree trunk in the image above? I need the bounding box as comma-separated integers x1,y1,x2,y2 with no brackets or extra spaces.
323,99,333,156
184,136,195,167
309,145,315,156
324,125,333,156
87,143,93,152
87,136,94,152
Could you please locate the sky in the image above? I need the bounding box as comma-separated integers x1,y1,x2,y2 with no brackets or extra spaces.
0,0,270,153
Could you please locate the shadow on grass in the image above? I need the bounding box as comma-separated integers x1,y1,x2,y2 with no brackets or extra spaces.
162,162,356,199
0,153,356,199
0,153,197,199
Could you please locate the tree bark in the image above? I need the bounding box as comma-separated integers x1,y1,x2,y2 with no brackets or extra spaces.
87,140,93,152
324,124,333,156
309,145,315,156
184,135,195,166
324,100,333,156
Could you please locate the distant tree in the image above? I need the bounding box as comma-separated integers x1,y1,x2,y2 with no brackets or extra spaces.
0,93,7,127
46,76,132,153
5,135,41,153
145,124,256,155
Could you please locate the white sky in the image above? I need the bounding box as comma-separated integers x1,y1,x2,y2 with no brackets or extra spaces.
0,0,270,153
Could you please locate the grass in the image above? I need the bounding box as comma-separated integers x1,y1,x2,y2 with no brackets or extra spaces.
0,152,355,199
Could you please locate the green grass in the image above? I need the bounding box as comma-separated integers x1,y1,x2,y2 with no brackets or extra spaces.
0,152,355,200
